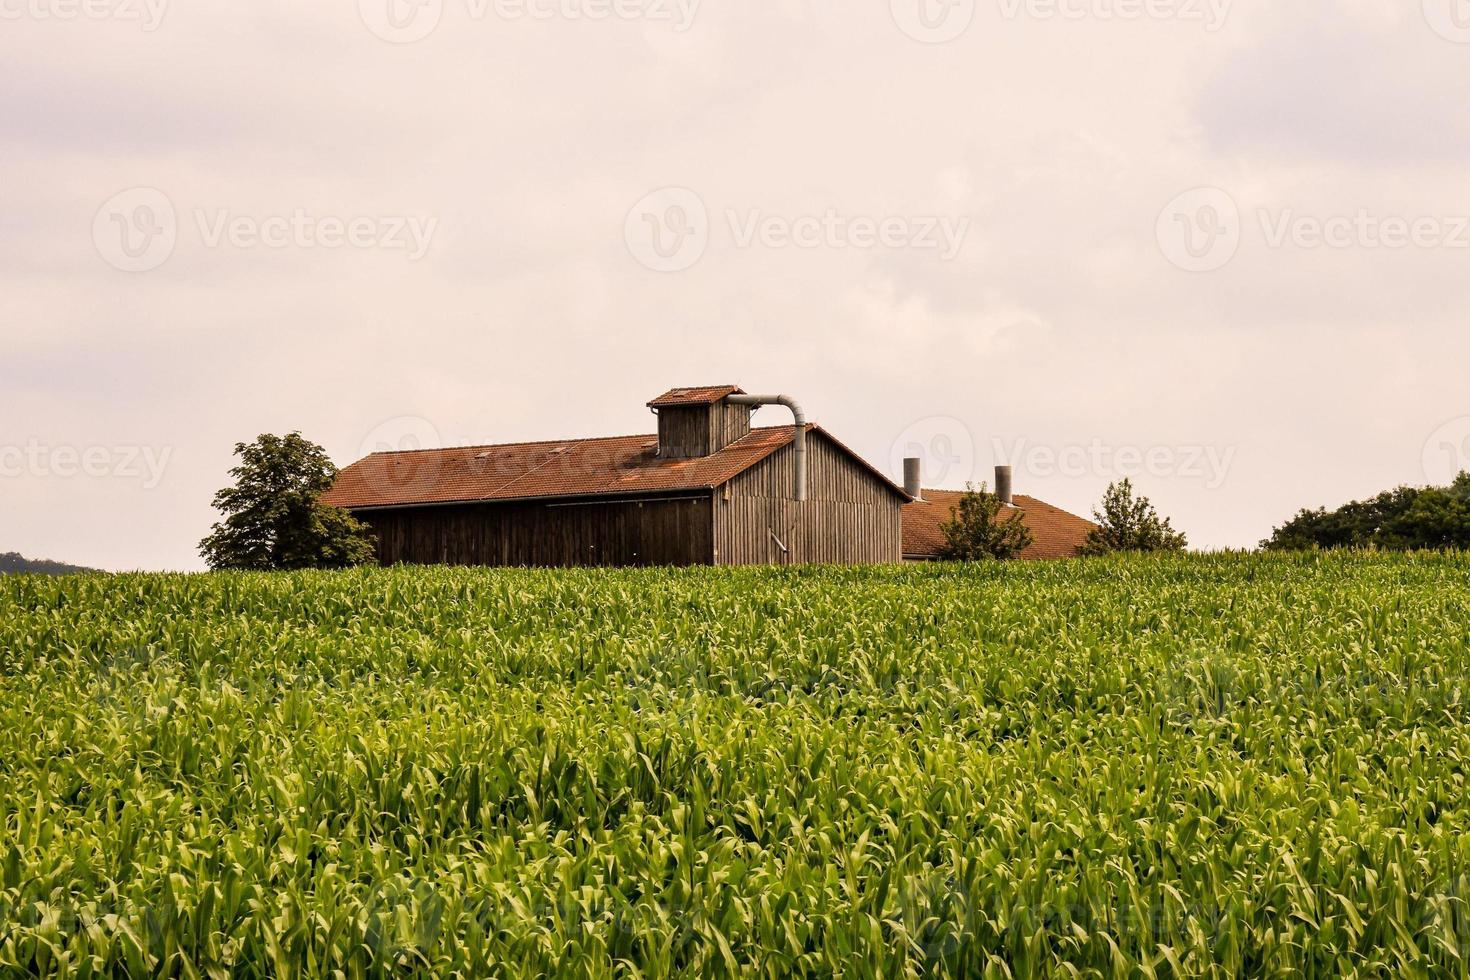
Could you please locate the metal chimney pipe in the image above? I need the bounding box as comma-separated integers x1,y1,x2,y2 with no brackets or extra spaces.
995,465,1014,506
903,458,923,500
727,394,807,501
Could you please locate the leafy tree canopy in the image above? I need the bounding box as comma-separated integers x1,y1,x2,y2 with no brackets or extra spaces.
938,483,1034,561
0,553,97,576
1262,472,1470,552
199,433,376,571
1081,478,1188,556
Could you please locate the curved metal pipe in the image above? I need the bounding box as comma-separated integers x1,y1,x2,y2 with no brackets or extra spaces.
727,393,807,501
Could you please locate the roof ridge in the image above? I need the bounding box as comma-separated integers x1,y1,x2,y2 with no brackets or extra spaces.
362,425,803,458
913,489,1096,523
363,430,658,457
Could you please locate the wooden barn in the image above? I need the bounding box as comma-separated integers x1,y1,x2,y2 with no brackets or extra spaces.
323,386,911,567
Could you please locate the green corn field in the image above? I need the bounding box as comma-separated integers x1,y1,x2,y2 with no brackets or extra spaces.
2,552,1469,977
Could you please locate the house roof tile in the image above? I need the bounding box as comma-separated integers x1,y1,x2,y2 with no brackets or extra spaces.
647,385,744,408
903,489,1097,560
325,425,822,510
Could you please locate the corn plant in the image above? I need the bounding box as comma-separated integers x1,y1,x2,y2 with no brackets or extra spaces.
1,552,1469,977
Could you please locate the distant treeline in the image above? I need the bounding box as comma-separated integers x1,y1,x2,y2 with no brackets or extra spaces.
1264,472,1470,552
0,552,98,576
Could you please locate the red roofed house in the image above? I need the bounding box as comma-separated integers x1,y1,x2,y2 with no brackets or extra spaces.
901,484,1097,561
323,385,1095,568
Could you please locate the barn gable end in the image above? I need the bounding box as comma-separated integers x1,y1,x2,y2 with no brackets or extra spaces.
714,430,905,565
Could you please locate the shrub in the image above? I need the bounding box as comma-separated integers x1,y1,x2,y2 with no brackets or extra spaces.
1081,478,1187,555
938,482,1034,560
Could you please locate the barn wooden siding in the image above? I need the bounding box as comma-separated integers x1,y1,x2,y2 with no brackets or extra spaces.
714,432,903,565
712,402,752,453
358,494,715,568
657,404,751,459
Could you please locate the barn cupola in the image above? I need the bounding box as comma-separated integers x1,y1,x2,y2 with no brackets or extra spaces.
647,386,751,459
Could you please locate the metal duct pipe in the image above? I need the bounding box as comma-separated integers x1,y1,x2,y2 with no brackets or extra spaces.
727,394,807,501
995,465,1014,506
903,458,923,500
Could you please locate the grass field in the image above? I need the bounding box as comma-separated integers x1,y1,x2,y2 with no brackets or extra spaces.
3,554,1470,977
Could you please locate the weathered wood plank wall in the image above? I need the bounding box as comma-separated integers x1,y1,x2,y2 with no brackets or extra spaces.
714,432,903,565
358,494,715,568
655,407,712,458
657,404,751,458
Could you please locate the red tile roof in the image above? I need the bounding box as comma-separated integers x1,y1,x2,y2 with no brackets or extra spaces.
325,425,826,510
903,489,1097,560
647,385,744,408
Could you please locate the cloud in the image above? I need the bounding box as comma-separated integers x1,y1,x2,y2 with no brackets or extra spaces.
2,0,1467,566
1194,6,1470,164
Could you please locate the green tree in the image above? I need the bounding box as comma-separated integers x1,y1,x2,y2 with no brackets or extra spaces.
1262,472,1470,551
200,433,376,571
938,483,1034,561
1080,479,1187,555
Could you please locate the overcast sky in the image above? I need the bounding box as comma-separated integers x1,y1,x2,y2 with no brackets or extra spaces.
4,0,1468,570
